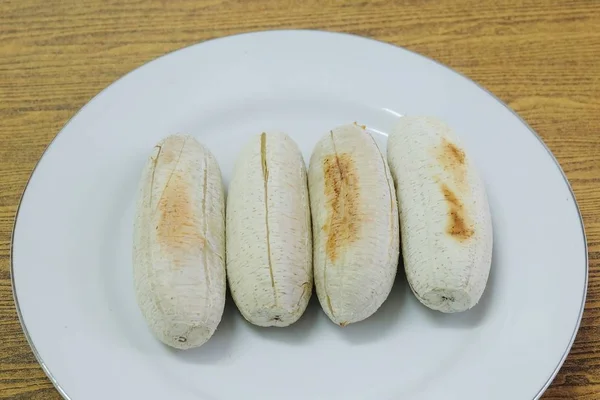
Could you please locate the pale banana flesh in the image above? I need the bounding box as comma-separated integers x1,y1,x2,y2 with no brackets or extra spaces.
133,134,226,349
387,116,493,313
308,123,399,326
226,132,313,327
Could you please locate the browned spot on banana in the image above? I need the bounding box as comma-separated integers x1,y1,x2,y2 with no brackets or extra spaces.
322,152,361,262
437,137,467,185
156,170,205,258
440,183,474,241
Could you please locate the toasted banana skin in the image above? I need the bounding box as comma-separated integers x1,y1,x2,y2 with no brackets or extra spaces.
308,123,399,326
226,132,313,327
387,116,493,313
133,134,226,349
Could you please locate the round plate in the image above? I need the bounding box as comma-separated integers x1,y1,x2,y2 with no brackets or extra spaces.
12,30,587,400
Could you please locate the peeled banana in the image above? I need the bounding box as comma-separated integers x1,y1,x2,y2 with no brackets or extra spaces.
387,116,493,313
226,132,313,327
132,134,226,349
308,123,399,326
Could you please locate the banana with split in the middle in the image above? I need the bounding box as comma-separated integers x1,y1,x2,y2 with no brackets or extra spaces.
308,123,399,326
226,132,313,327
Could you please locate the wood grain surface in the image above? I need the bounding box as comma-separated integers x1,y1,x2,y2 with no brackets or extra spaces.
1,0,599,398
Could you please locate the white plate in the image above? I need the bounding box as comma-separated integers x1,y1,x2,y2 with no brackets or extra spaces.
12,30,587,400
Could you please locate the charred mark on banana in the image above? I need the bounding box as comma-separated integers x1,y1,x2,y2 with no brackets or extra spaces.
441,183,474,241
437,138,467,186
156,138,206,258
444,138,465,165
434,137,474,241
322,151,361,262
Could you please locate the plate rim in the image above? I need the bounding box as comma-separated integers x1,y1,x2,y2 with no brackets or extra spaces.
9,28,589,400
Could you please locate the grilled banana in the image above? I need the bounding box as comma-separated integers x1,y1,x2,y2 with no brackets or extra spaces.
226,132,313,327
133,134,226,349
387,116,493,313
308,123,399,326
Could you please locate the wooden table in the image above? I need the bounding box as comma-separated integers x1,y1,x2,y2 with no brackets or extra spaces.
1,1,598,398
